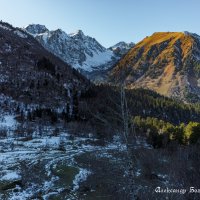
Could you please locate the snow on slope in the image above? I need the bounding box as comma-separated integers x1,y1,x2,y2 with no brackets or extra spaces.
25,25,115,72
25,24,48,35
109,41,135,57
0,23,12,31
0,115,18,129
110,41,135,51
77,47,114,71
14,30,28,38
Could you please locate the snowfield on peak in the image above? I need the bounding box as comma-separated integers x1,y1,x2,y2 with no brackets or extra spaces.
74,47,114,72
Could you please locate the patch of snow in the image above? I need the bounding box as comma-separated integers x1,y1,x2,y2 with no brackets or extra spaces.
69,30,85,37
39,32,50,44
0,115,18,129
1,171,21,181
14,30,28,38
0,74,8,83
24,136,61,149
0,24,12,31
73,168,91,191
8,183,38,200
79,50,114,72
4,43,12,53
135,169,141,177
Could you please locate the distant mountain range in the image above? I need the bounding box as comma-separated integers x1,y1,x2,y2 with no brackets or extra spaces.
110,32,200,102
2,21,200,103
25,24,134,78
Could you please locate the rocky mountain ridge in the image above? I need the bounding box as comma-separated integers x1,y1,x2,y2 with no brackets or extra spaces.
110,32,200,102
25,24,115,73
25,24,134,79
109,41,135,57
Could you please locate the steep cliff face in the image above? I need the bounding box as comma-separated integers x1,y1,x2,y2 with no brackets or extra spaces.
110,32,200,102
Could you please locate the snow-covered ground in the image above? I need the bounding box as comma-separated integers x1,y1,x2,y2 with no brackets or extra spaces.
0,115,18,138
1,171,21,182
0,131,132,200
0,115,18,129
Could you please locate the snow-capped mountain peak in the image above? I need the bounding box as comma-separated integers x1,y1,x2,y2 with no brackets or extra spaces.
69,29,85,38
25,24,116,73
50,29,70,41
25,24,49,35
109,41,135,57
111,41,135,50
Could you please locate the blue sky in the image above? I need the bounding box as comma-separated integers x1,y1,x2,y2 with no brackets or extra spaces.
0,0,199,47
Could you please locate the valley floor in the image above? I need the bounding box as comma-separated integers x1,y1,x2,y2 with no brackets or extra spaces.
0,123,199,200
0,132,128,200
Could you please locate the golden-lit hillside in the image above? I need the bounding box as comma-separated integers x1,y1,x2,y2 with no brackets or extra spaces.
110,32,200,102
